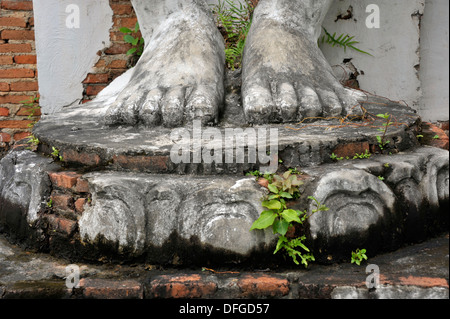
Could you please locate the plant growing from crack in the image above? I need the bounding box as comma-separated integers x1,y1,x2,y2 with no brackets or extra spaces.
351,248,368,266
26,135,40,151
20,96,41,128
120,21,144,61
320,27,373,56
51,147,63,162
330,149,371,161
250,170,329,267
376,112,393,152
211,0,256,70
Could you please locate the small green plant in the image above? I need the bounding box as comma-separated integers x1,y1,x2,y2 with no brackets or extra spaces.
330,150,371,161
26,135,40,151
120,22,144,57
46,198,53,208
376,113,393,151
351,248,368,266
250,170,329,267
433,135,440,140
51,146,63,162
384,163,390,168
378,176,385,181
330,153,344,161
352,149,372,160
288,167,302,175
320,27,373,56
211,0,256,70
20,96,41,128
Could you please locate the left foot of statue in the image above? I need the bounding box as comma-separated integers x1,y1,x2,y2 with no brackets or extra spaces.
104,1,225,128
242,0,361,124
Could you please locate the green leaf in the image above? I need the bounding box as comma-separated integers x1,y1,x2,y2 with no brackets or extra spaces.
132,37,140,46
274,236,288,254
134,22,140,33
279,192,293,199
281,209,301,223
124,34,136,44
126,48,137,55
250,210,277,230
273,218,289,236
119,27,132,34
268,184,279,194
262,200,282,210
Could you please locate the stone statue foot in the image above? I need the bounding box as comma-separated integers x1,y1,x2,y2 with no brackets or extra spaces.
242,0,361,124
104,3,225,128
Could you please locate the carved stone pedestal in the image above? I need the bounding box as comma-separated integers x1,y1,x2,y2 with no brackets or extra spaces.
0,92,448,267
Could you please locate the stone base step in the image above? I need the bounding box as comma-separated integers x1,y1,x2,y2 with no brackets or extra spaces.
0,145,448,267
1,234,448,300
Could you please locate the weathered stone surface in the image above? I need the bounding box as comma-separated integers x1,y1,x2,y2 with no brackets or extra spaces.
33,96,421,173
78,173,276,261
303,146,449,261
0,144,447,265
0,150,58,241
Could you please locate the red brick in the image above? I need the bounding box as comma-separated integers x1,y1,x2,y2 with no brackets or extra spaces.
398,276,449,288
62,150,101,166
0,132,11,143
113,17,138,28
421,122,449,150
11,81,39,92
75,178,90,193
0,17,28,28
50,192,74,211
0,107,9,116
110,4,134,15
79,279,143,299
104,43,132,55
0,95,33,104
1,30,35,40
0,43,32,53
107,59,128,69
0,83,10,91
0,120,34,129
0,68,34,78
331,141,370,158
74,198,87,213
45,215,77,236
82,73,109,84
149,274,217,299
1,1,33,11
0,56,14,64
85,85,106,96
16,107,40,117
48,171,80,190
238,275,290,298
13,55,37,64
13,131,30,141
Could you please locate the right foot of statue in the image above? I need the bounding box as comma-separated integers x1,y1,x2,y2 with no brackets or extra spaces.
242,0,362,124
104,5,225,128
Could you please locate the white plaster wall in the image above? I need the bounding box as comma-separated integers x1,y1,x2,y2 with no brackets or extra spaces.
419,0,449,122
320,0,424,109
33,0,113,114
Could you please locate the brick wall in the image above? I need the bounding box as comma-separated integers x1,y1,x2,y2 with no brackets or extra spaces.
81,0,139,104
0,0,39,154
1,0,138,155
